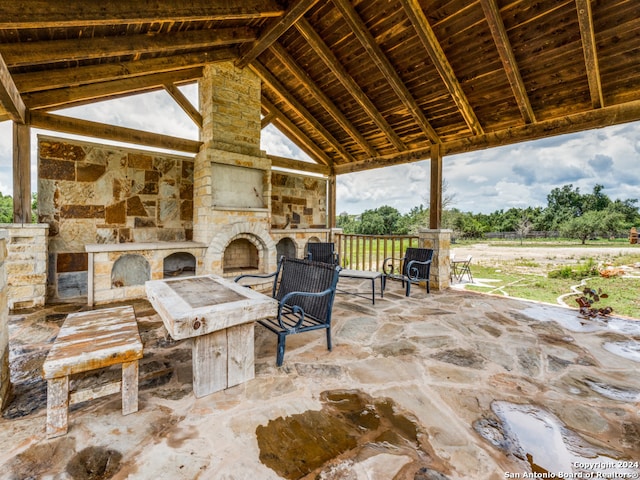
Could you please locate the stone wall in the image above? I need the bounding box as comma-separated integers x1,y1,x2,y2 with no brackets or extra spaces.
0,224,48,309
0,231,9,409
271,172,327,229
38,136,194,301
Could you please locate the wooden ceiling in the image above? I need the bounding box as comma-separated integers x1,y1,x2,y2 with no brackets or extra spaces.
1,0,639,175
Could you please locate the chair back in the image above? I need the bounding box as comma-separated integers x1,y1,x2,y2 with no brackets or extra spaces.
402,247,434,279
275,257,340,322
307,242,338,265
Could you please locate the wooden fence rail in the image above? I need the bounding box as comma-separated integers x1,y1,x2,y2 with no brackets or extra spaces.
334,234,419,271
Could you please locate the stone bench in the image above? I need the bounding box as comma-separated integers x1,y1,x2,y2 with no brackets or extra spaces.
42,305,143,438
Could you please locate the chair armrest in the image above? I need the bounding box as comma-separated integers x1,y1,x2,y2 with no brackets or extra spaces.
234,270,279,296
277,288,335,331
383,256,404,275
405,259,432,281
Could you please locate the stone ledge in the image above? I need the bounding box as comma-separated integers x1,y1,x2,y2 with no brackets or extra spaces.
85,241,207,253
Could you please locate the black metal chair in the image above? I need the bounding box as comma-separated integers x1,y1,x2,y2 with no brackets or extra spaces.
383,247,434,296
307,242,340,266
235,257,341,366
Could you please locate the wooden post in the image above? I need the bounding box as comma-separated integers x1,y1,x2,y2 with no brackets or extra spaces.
12,121,31,224
429,143,443,229
327,173,336,229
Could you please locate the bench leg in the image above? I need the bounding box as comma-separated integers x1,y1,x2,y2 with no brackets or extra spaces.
46,376,69,438
122,360,139,415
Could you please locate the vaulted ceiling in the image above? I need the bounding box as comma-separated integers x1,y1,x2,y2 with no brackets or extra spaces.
1,0,639,175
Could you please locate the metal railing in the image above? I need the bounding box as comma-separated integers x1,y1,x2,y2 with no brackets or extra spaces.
334,233,419,271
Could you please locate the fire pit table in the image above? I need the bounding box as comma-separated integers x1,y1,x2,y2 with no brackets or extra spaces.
145,274,277,398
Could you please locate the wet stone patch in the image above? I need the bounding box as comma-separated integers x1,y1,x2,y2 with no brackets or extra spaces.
256,389,450,480
66,446,123,480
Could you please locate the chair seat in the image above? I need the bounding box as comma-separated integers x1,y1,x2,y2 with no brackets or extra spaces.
258,310,327,334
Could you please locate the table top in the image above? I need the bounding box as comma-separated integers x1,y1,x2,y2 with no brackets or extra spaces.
339,269,383,279
43,305,143,379
145,274,278,340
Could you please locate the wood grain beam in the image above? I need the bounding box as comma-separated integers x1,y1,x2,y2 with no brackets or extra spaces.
576,0,603,109
236,0,321,68
2,29,255,68
24,68,202,111
251,61,354,163
13,122,31,223
14,50,236,94
268,154,331,175
429,143,442,229
480,0,536,123
332,0,439,144
261,111,277,128
334,100,640,175
295,17,407,152
164,83,202,128
400,0,484,136
0,53,26,123
262,98,333,166
0,0,284,28
269,42,378,157
30,111,202,154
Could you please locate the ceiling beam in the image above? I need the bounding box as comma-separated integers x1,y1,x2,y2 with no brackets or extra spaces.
268,154,331,176
30,111,202,154
261,111,277,128
480,0,536,124
24,68,202,111
236,0,321,68
2,29,255,68
251,61,353,163
0,0,284,28
576,0,604,109
269,42,378,157
261,98,333,167
0,53,26,123
332,0,439,144
399,0,484,136
164,83,202,128
295,17,407,152
13,49,236,94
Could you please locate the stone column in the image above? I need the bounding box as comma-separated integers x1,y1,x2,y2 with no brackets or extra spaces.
418,229,452,291
0,230,10,409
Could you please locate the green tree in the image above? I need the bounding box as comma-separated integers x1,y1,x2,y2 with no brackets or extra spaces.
356,206,402,235
0,193,13,223
560,211,603,244
336,212,358,233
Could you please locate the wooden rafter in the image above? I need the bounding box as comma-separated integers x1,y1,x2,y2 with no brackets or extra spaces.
251,61,352,162
14,50,236,94
399,0,484,136
269,42,378,157
268,154,330,176
332,0,439,144
0,0,284,28
480,0,536,124
24,68,202,111
0,53,26,123
163,84,202,128
236,0,321,69
576,0,603,109
262,98,333,166
30,111,202,154
261,111,277,128
2,29,255,68
295,17,407,152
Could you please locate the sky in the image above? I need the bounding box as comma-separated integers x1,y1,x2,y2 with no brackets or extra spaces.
1,83,639,215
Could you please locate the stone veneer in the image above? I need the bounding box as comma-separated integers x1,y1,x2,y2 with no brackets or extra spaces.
271,171,327,229
418,229,452,290
38,136,194,301
0,224,48,309
0,230,9,409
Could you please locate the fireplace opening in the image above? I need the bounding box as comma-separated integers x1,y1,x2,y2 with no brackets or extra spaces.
276,238,297,260
223,238,259,274
163,252,196,278
111,254,150,287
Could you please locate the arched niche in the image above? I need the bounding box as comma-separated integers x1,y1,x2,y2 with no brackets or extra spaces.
111,254,150,287
163,252,196,278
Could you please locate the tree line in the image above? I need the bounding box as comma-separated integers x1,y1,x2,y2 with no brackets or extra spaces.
336,184,640,244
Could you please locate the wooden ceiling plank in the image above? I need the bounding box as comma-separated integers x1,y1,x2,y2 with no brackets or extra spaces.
576,0,604,109
163,83,202,128
0,53,26,123
480,0,536,123
268,154,330,175
0,0,285,28
262,98,333,167
251,61,353,163
270,42,378,157
332,0,439,144
14,49,236,94
2,28,255,68
30,111,202,154
236,0,322,68
24,68,203,111
295,17,407,152
399,0,484,136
